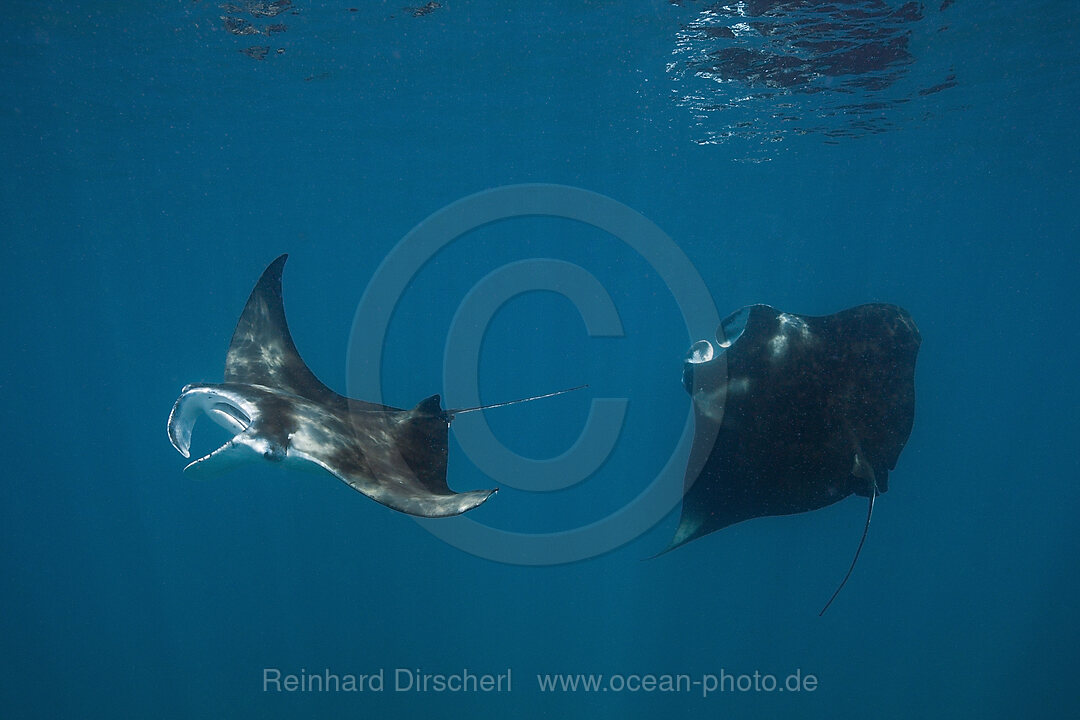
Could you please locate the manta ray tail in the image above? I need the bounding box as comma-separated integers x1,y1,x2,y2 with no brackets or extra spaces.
448,385,587,417
819,481,876,616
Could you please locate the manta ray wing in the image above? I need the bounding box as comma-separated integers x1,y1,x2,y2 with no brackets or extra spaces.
289,394,495,517
223,254,390,412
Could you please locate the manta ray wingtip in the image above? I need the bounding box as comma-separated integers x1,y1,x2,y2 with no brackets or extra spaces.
261,253,289,284
422,487,498,517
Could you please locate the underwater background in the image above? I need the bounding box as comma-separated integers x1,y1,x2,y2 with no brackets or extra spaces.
2,1,1078,717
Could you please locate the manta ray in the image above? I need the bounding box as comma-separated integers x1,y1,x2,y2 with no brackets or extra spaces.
167,254,579,518
673,303,920,613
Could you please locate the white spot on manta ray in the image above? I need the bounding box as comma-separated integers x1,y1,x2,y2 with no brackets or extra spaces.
769,333,789,358
778,312,811,338
770,312,814,358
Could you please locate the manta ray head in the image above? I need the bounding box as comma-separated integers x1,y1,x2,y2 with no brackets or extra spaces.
167,383,286,476
682,305,752,424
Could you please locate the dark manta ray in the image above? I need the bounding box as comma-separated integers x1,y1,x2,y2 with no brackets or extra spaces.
167,254,580,518
672,303,920,613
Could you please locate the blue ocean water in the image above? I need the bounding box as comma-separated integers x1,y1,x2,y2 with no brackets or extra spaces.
2,0,1078,717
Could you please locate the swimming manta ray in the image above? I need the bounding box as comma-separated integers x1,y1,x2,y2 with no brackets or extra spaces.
167,254,579,518
673,303,920,613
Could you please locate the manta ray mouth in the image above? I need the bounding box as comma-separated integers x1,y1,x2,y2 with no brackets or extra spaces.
167,385,252,461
